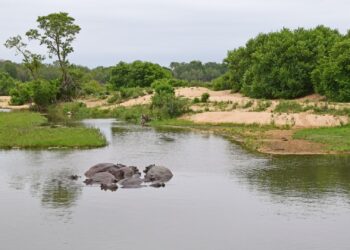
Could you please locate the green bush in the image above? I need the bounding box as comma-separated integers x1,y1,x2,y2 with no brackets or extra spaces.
152,78,189,88
151,82,188,119
201,93,210,102
32,80,59,109
0,72,16,95
109,61,172,89
312,39,350,102
82,80,106,96
10,82,33,105
223,26,342,99
120,87,146,99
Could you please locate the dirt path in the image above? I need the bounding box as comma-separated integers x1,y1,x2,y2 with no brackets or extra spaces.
0,96,30,110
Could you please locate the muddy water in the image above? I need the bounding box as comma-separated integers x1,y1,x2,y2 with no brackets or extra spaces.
0,119,350,250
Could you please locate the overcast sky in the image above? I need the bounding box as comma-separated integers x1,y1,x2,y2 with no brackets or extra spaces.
1,0,350,68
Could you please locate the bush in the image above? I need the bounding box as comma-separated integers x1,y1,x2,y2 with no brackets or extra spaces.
0,72,16,95
212,73,234,91
152,78,189,88
10,82,33,105
120,87,146,99
313,39,350,102
201,93,210,102
109,61,172,89
151,82,188,119
223,26,342,99
32,80,59,109
81,80,106,96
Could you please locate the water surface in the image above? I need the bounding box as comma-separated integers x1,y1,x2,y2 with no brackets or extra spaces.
1,119,350,250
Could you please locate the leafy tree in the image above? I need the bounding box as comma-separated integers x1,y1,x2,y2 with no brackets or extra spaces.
26,12,81,100
109,61,171,89
0,72,16,95
170,61,227,82
313,39,350,102
4,35,44,80
223,26,341,99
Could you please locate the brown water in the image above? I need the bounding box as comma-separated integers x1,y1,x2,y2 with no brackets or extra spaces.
1,119,350,250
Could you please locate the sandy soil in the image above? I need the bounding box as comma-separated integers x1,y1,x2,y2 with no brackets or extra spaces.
185,111,348,128
0,96,30,110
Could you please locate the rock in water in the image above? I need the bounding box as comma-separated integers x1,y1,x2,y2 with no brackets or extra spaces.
144,165,173,183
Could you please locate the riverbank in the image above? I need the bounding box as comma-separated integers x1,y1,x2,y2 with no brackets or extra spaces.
0,112,107,149
151,119,350,155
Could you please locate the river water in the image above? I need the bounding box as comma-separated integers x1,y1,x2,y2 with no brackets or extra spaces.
0,119,350,250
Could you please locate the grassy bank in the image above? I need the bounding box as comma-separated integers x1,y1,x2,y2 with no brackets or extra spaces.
0,112,107,149
293,125,350,152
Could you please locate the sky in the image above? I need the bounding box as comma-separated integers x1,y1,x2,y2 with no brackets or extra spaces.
1,0,350,68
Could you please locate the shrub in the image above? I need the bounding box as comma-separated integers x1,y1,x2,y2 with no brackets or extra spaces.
201,93,210,102
32,80,59,109
10,82,33,105
109,61,172,89
82,80,106,96
152,78,189,88
312,39,350,102
0,72,16,95
119,87,146,99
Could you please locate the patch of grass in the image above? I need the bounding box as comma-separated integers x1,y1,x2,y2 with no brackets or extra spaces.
293,125,350,151
0,112,107,149
274,101,303,113
110,105,151,123
242,100,254,109
252,100,272,112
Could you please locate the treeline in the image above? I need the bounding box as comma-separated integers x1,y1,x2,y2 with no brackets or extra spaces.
214,26,350,102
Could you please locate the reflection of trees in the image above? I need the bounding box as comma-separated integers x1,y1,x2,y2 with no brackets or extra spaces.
237,155,350,199
41,175,82,209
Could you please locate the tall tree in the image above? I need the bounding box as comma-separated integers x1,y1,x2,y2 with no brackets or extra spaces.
4,35,44,80
26,12,81,100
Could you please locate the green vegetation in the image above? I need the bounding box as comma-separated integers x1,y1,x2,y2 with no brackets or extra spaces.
252,100,272,112
201,93,210,102
294,125,350,151
274,101,303,113
109,61,171,89
0,72,16,95
170,61,227,82
0,112,106,149
219,26,350,101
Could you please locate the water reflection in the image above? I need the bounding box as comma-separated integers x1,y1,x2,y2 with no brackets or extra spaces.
236,155,350,203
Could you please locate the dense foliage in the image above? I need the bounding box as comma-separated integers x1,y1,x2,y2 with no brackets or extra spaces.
220,26,347,100
0,72,16,95
170,61,227,82
109,61,172,89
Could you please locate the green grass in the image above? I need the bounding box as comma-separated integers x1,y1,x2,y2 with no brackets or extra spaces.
274,101,303,113
0,112,107,149
294,125,350,151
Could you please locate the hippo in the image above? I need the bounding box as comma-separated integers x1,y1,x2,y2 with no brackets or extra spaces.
85,163,119,178
150,181,166,188
144,165,173,183
100,183,118,192
118,174,144,188
84,172,117,186
108,166,140,181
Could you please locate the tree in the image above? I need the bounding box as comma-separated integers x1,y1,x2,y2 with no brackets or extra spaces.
26,12,81,100
109,61,172,89
4,35,44,80
313,39,350,102
0,72,16,95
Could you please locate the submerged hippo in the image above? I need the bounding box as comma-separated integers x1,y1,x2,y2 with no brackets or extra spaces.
85,163,118,178
84,172,117,185
144,165,173,183
118,174,144,188
108,166,140,181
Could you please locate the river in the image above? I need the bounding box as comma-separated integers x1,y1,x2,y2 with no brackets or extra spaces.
0,119,350,250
